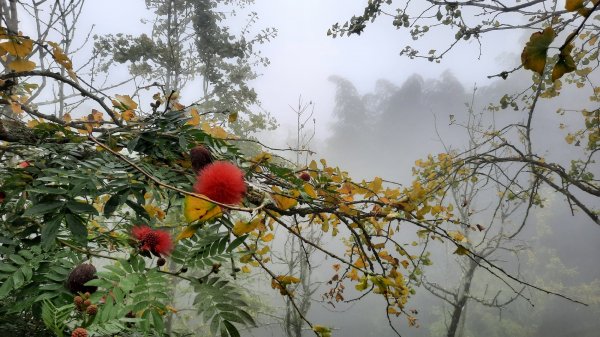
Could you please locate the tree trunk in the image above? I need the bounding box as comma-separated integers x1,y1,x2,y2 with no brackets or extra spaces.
447,259,477,337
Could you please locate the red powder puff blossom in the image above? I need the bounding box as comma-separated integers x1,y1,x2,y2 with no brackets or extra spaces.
193,161,246,205
132,226,173,256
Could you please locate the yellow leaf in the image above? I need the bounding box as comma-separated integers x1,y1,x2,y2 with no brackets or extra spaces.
90,109,103,122
521,27,555,75
276,275,301,285
262,233,274,242
201,122,228,139
187,108,200,126
348,268,359,281
367,177,383,195
122,109,135,121
172,101,184,111
453,246,469,255
27,119,42,128
48,41,73,70
241,265,251,273
63,113,72,123
183,195,222,223
272,191,298,210
0,38,33,57
9,101,22,114
449,231,467,243
144,204,165,220
114,94,138,110
228,112,238,123
232,219,260,236
565,0,584,11
303,183,317,199
67,69,78,82
7,58,36,72
177,225,201,240
565,133,575,144
355,277,369,291
552,43,576,81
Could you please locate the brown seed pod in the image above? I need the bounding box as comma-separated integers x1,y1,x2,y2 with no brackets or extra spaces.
86,304,98,316
190,145,213,173
299,172,311,182
71,327,88,337
67,264,98,294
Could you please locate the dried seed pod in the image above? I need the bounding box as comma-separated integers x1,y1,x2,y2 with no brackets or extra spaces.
190,145,213,173
67,264,98,294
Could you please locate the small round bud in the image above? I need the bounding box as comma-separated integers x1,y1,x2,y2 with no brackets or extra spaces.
157,257,166,267
180,267,188,273
83,299,91,307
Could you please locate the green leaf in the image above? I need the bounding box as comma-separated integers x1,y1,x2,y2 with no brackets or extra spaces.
41,215,64,249
65,213,88,240
126,200,150,220
223,320,241,337
0,263,18,273
210,315,221,336
23,201,64,216
12,268,24,288
104,193,124,217
9,254,26,265
66,201,98,215
0,277,13,299
227,234,248,253
151,309,164,333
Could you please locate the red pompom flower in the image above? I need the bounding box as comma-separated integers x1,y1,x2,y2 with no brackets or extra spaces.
193,161,246,205
132,226,173,256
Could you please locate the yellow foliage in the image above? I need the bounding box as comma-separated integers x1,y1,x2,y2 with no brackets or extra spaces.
182,195,222,223
114,94,138,110
8,58,36,72
232,218,261,236
303,183,318,199
521,27,554,75
202,122,228,139
0,37,33,57
261,233,274,242
271,187,299,210
187,108,200,126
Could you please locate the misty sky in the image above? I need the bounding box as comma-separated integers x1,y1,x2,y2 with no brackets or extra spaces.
49,0,524,146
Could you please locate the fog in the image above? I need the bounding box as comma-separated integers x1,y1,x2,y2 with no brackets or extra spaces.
18,1,600,336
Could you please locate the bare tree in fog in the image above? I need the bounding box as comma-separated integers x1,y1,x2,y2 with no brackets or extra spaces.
422,91,528,337
272,96,321,337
